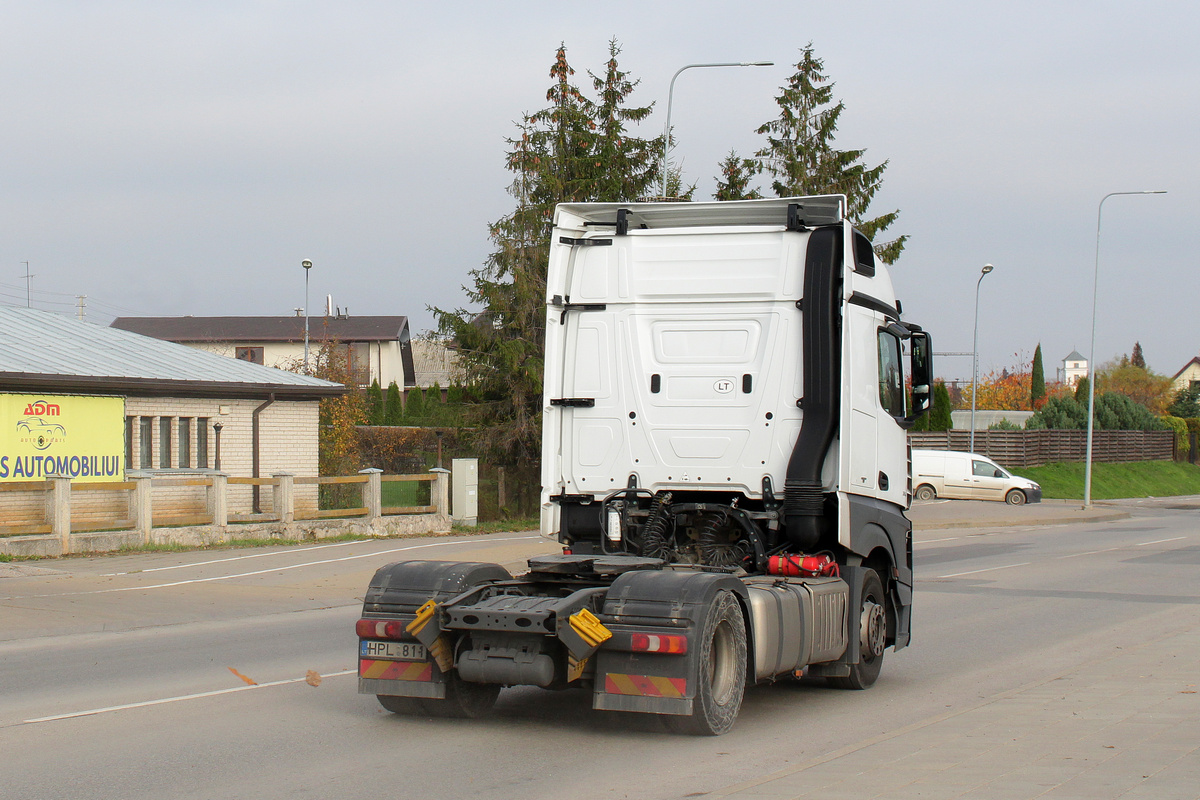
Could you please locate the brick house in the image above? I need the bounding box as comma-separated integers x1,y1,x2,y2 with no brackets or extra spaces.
0,307,342,524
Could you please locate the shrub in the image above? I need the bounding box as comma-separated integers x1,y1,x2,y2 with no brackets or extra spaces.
1161,415,1188,457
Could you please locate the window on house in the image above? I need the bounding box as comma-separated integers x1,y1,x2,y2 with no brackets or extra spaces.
178,417,191,468
197,417,209,468
139,417,153,468
236,347,265,365
159,417,172,468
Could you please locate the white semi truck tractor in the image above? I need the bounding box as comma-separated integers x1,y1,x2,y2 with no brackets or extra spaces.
357,196,933,734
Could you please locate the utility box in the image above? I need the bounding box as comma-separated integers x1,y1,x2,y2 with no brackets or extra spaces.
451,458,478,526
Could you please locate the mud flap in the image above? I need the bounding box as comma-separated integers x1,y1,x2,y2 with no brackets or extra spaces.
358,560,511,699
592,569,747,716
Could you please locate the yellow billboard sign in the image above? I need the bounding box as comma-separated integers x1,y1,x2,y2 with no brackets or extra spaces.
0,394,125,482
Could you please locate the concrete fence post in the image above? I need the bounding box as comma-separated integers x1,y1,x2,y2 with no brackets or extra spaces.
46,474,72,555
129,472,153,543
209,472,229,527
272,472,295,523
430,468,450,517
359,468,382,520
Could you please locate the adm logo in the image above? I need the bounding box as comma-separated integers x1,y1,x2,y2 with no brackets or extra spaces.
17,399,66,451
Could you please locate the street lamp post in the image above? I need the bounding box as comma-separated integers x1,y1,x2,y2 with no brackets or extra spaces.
970,264,994,453
1083,190,1166,507
302,259,313,372
660,61,773,199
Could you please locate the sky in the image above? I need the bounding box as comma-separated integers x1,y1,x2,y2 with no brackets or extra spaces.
2,1,1196,384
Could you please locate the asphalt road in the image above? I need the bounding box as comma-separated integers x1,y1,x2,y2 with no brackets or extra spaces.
1,505,1196,800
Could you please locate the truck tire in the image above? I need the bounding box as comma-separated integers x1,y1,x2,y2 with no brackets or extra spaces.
1005,489,1027,506
377,675,499,718
422,673,500,719
829,570,886,691
914,484,936,501
667,591,747,736
376,694,423,715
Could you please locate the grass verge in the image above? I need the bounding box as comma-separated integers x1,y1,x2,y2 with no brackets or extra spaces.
453,517,539,534
1018,460,1200,500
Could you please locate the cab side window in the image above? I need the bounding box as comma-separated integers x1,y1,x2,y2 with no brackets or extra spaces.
973,460,1001,478
877,329,905,416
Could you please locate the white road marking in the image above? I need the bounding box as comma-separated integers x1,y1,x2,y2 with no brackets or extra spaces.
1059,536,1187,559
938,562,1030,579
23,669,356,724
1,535,544,601
935,535,1188,575
101,538,373,576
1135,536,1186,546
1059,546,1124,559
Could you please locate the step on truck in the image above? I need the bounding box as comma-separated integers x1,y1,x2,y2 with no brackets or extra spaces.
357,196,933,734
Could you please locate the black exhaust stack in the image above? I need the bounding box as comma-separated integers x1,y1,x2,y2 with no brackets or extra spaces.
784,225,842,550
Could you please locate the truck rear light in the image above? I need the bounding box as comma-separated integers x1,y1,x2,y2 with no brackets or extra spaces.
356,619,407,639
631,633,688,655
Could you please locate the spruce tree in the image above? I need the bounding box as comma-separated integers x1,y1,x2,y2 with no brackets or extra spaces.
1030,344,1046,408
1168,385,1200,418
1131,341,1146,369
589,39,660,202
755,44,906,263
713,150,762,201
433,42,659,463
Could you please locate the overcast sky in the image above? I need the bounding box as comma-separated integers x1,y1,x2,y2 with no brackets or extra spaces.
2,1,1196,383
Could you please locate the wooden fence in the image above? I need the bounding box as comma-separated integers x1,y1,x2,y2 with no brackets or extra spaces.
908,429,1175,468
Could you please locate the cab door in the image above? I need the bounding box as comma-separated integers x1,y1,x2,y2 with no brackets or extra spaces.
971,458,1008,501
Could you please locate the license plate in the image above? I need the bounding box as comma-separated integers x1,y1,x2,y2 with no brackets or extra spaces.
360,640,427,661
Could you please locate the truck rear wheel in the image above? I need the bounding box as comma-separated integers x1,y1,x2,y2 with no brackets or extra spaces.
377,695,424,715
667,591,746,736
423,673,500,718
377,674,499,718
829,571,886,691
914,484,936,501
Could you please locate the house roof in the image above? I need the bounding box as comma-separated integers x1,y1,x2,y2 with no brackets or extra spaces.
0,306,343,399
1172,356,1200,381
1064,350,1086,362
110,315,410,344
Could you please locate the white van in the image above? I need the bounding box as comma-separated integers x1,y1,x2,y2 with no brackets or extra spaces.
911,450,1042,505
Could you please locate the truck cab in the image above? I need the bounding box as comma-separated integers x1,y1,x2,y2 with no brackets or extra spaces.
357,196,932,735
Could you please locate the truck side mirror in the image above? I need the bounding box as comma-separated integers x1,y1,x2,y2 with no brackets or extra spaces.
908,331,933,418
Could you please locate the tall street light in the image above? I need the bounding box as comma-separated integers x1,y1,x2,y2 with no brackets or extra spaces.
1083,190,1166,507
970,264,994,453
660,61,773,199
302,259,313,372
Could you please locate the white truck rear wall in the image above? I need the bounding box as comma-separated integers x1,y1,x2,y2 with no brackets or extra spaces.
543,227,810,511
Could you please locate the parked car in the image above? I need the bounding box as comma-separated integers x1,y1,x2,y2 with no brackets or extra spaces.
911,450,1042,505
